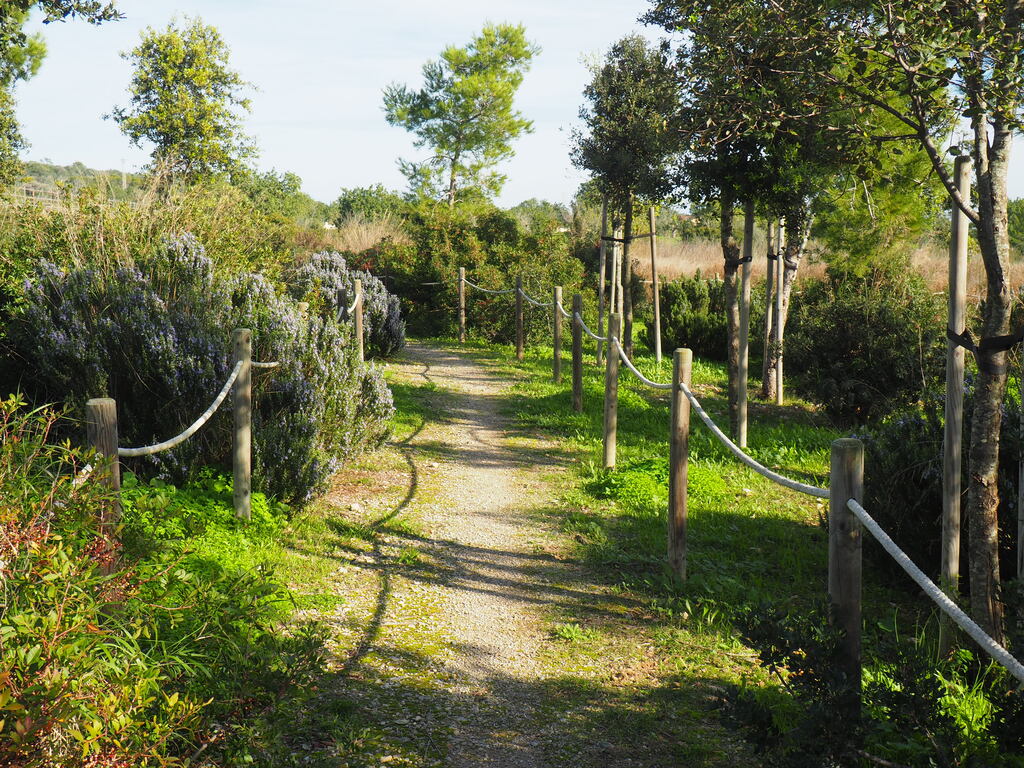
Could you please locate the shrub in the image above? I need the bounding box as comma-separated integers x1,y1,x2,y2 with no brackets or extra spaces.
0,395,335,766
733,601,1024,766
363,201,584,343
785,270,945,422
642,271,729,361
288,250,405,358
3,233,393,502
857,380,1021,585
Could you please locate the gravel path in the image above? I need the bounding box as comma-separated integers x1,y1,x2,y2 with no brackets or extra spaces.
392,341,568,767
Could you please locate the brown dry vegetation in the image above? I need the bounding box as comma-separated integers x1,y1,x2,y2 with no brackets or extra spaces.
633,235,1024,303
320,213,412,253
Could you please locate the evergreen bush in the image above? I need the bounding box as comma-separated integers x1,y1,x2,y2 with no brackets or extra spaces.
288,250,406,358
785,270,945,421
4,233,393,502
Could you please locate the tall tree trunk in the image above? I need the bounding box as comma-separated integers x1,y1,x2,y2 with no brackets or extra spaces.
965,118,1013,644
763,206,811,399
722,190,741,438
622,196,635,358
761,220,777,400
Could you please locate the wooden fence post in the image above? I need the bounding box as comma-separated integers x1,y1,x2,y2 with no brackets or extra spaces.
943,156,971,653
458,267,466,344
597,196,608,365
354,278,364,363
553,286,562,383
649,206,663,365
572,294,583,413
86,397,121,539
603,313,621,469
829,438,864,714
774,219,785,405
669,348,692,579
515,275,524,361
738,200,754,448
233,328,252,521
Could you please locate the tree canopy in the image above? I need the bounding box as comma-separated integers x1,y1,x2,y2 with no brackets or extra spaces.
110,17,254,182
383,23,538,206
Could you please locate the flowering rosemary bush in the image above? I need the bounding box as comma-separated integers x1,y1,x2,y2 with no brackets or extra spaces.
5,233,393,502
288,250,405,358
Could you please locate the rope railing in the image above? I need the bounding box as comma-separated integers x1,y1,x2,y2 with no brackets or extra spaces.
574,311,608,342
556,299,571,319
463,276,516,295
611,336,828,498
612,336,672,390
86,328,288,522
518,286,554,308
848,499,1024,685
118,361,244,458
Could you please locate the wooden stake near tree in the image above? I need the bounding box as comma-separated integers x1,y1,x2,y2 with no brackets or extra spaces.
648,206,663,365
774,219,785,405
572,294,583,412
597,196,608,365
621,198,635,358
942,156,970,653
603,313,621,469
668,348,691,579
515,275,524,361
737,201,754,448
553,286,562,383
458,267,466,343
761,220,776,400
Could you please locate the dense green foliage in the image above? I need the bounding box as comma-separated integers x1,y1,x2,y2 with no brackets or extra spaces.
288,250,406,358
332,184,407,225
735,603,1024,765
383,23,537,204
356,201,584,343
571,35,681,207
858,383,1022,582
3,233,393,502
110,17,254,181
642,273,729,362
785,271,946,421
0,396,336,766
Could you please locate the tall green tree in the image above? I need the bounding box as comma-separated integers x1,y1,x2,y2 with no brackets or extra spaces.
648,0,1022,642
0,1,120,187
572,34,682,356
110,17,254,183
383,23,538,206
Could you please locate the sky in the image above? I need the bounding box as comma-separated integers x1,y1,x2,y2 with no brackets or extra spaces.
15,0,660,207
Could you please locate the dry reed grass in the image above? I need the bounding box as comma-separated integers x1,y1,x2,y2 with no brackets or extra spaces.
321,214,412,253
632,236,828,283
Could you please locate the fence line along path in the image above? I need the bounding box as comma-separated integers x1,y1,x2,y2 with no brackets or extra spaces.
448,269,1024,694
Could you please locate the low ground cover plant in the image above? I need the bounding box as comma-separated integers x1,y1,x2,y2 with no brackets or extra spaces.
0,396,338,767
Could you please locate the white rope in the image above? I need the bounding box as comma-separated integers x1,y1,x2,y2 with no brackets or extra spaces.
251,361,279,369
519,287,554,308
847,499,1024,685
463,277,515,295
574,311,608,342
118,360,243,458
556,300,571,319
612,337,673,390
680,382,829,498
346,295,359,315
